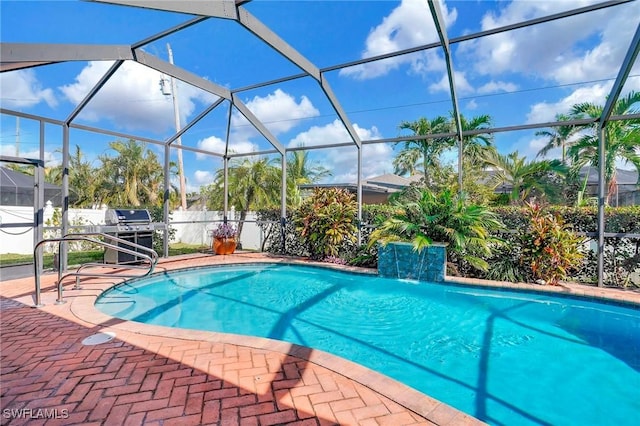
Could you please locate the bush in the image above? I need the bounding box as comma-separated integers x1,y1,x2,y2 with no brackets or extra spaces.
368,188,505,273
489,205,639,286
292,188,357,259
519,202,586,285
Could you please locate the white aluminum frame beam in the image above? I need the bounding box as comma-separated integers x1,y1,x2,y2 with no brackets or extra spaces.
134,50,231,99
0,43,134,72
89,0,240,19
428,0,464,190
232,94,285,155
595,21,640,287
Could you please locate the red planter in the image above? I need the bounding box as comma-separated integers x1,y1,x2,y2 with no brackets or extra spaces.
213,237,237,255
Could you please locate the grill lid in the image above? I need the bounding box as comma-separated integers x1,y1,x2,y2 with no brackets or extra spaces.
105,209,152,225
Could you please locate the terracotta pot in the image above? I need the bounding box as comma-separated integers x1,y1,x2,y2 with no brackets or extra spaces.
213,237,237,255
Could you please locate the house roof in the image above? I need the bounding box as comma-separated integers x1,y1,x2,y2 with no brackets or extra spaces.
0,167,61,191
301,168,639,196
299,173,425,195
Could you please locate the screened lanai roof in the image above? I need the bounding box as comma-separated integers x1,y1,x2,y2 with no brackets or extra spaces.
2,0,639,289
1,0,639,184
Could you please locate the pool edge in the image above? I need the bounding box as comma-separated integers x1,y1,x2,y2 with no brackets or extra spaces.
73,256,487,425
73,254,639,425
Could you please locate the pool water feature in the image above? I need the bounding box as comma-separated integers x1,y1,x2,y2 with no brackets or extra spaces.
96,263,640,425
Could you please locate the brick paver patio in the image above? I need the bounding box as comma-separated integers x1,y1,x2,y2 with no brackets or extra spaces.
1,253,486,425
2,252,638,425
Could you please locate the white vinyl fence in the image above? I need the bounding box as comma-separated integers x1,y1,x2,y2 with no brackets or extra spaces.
0,203,264,255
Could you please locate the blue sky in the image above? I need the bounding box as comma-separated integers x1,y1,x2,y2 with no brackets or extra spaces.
1,0,639,192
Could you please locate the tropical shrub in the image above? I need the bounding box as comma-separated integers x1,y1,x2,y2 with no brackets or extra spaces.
369,187,505,273
519,202,586,285
489,205,639,286
292,188,357,259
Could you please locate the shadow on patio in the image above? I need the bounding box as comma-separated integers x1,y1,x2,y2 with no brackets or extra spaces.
0,293,434,426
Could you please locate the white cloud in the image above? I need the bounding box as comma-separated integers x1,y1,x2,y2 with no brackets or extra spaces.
59,61,217,134
526,83,611,123
339,0,457,80
477,80,518,95
196,135,257,158
193,170,213,185
429,71,473,94
0,69,57,109
325,143,395,183
0,145,59,166
231,89,319,142
465,99,478,110
461,0,640,84
287,119,389,183
288,119,381,148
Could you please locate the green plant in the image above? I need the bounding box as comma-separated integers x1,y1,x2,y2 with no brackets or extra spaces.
292,188,357,259
519,202,586,285
44,208,101,252
347,244,378,268
369,187,505,272
483,240,529,283
149,206,176,254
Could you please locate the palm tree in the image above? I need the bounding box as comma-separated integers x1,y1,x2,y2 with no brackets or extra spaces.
535,113,580,163
394,116,451,182
567,91,640,204
68,145,99,207
452,113,494,166
447,113,496,201
287,150,331,207
205,156,281,240
98,139,165,207
392,148,422,177
482,150,568,205
287,150,331,185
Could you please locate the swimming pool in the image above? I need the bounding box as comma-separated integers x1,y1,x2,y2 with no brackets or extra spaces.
96,263,640,425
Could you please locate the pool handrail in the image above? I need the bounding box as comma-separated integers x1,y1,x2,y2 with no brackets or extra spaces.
33,232,158,307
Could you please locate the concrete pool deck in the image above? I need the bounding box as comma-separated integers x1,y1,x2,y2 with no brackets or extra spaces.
1,252,639,425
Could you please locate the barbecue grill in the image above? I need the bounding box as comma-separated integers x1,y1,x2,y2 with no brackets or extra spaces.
103,208,154,264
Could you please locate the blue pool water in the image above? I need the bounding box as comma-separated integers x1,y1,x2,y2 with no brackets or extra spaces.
96,263,640,425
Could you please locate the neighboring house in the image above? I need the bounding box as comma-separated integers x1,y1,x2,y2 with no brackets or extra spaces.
299,173,423,204
0,167,62,207
489,167,639,206
580,167,639,206
300,169,639,206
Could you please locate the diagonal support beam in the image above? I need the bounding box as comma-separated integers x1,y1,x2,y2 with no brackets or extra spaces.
133,50,231,99
89,0,239,19
232,94,285,155
320,77,362,148
428,0,464,190
236,6,320,81
235,6,362,148
65,61,124,124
